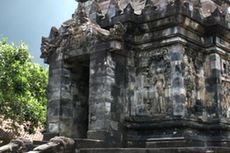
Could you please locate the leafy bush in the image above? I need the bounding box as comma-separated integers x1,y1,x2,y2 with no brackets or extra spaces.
0,39,48,134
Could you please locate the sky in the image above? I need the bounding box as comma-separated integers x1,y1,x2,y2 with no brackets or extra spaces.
0,0,77,64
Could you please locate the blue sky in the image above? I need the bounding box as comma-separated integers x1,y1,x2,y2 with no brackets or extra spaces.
0,0,77,64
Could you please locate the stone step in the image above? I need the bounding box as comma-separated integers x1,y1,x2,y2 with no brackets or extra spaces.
75,139,106,149
126,137,230,148
146,140,230,148
79,147,230,153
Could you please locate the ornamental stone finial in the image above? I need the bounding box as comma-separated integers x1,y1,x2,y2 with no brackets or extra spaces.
74,2,89,24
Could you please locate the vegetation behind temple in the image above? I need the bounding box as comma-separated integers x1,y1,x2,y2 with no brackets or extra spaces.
0,39,48,133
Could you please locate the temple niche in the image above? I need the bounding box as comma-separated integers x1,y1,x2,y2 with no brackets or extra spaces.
40,0,230,152
134,48,171,116
181,49,205,116
221,59,230,119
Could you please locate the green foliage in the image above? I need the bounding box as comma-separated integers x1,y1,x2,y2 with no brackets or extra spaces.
0,39,48,133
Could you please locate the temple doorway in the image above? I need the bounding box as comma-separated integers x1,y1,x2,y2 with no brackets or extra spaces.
67,55,90,138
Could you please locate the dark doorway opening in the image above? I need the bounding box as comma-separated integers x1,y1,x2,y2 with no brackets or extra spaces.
67,55,89,138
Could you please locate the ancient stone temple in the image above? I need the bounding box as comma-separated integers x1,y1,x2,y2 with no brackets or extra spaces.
41,0,230,152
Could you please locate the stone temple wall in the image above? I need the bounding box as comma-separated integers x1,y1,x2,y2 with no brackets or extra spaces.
41,0,230,149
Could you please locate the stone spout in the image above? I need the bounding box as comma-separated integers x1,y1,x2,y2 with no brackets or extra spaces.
28,136,75,153
0,138,32,153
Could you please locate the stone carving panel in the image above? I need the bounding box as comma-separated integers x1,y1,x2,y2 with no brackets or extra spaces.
181,48,207,116
221,59,230,77
187,49,207,113
221,80,230,118
135,48,171,116
221,60,230,118
182,54,196,110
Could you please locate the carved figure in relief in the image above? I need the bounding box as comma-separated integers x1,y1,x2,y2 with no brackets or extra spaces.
195,70,205,105
220,60,230,117
140,49,170,115
154,74,166,113
221,81,230,118
183,54,196,109
222,60,230,77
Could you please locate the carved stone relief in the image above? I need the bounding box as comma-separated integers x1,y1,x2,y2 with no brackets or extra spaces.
221,60,230,118
182,48,207,116
221,59,230,77
135,48,171,116
182,54,196,110
221,80,230,118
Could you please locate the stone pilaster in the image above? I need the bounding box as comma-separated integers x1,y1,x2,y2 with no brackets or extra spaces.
46,47,64,136
47,47,89,138
170,44,186,117
87,40,124,146
127,49,136,117
205,52,222,118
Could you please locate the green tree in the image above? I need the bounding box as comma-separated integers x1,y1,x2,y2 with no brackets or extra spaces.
0,39,48,133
